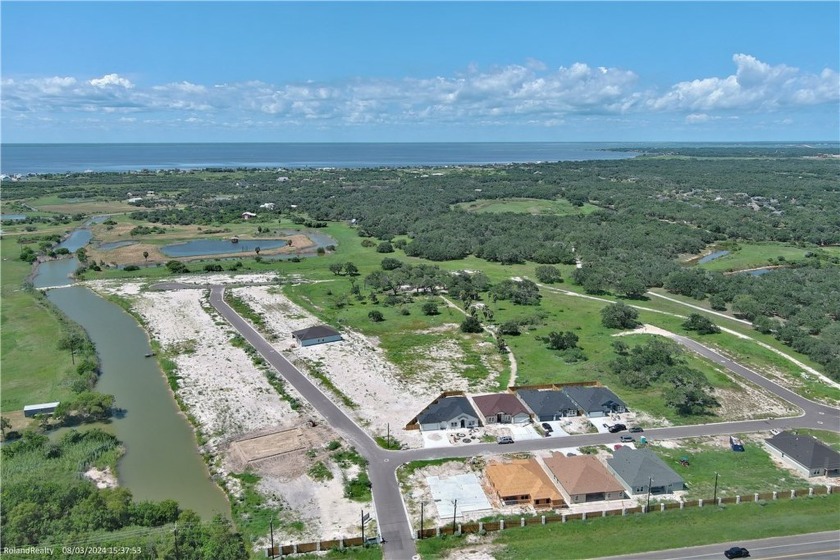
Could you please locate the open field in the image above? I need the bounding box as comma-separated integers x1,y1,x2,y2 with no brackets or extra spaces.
27,194,140,214
648,436,812,498
454,197,599,216
692,242,840,272
0,237,77,412
416,494,840,559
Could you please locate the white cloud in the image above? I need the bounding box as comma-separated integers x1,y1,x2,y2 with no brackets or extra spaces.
650,54,839,112
89,73,134,88
2,55,837,135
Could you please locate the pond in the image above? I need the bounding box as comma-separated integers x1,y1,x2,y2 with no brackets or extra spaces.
161,230,335,258
1,214,28,221
698,250,730,264
161,238,291,257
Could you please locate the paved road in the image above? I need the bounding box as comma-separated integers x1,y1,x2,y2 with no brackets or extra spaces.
208,287,417,560
206,284,839,560
594,530,840,560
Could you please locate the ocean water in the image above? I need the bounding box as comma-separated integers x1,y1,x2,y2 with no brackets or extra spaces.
0,142,638,174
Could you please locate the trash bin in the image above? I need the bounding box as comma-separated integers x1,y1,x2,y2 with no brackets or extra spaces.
640,436,647,444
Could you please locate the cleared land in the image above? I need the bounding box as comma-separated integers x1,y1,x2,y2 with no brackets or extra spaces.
691,242,840,272
454,197,599,216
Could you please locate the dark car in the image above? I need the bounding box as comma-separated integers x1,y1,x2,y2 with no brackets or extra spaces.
608,423,627,433
541,422,553,432
619,435,635,443
629,426,644,433
497,436,514,444
724,547,750,559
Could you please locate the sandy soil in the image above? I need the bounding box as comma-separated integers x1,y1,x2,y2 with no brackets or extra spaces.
232,285,484,448
87,278,368,542
84,466,119,489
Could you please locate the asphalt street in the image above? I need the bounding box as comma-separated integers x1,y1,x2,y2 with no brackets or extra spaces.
594,530,840,560
203,284,839,560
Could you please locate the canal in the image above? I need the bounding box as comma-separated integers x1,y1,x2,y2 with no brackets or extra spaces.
34,229,230,519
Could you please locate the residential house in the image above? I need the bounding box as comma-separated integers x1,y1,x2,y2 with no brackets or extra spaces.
415,396,480,431
765,432,840,478
291,325,343,347
472,393,531,425
606,447,685,495
543,452,626,504
563,386,628,417
516,389,579,421
241,211,257,220
485,459,564,509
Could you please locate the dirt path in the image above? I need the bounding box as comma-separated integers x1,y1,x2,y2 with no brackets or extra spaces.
439,295,518,388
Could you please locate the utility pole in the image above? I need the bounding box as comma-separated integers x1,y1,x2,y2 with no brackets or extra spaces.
269,519,275,559
173,522,179,560
387,423,390,448
713,472,719,505
646,477,652,513
452,499,458,534
361,509,365,546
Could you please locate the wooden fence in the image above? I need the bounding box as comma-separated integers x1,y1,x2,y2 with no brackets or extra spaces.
264,485,834,557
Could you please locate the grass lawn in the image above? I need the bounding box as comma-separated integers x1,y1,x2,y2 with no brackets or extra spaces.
416,494,840,559
0,236,77,412
649,438,812,499
454,197,599,216
694,241,840,272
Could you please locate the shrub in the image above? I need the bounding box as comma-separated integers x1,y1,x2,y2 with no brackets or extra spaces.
460,316,483,333
421,302,440,316
368,310,384,322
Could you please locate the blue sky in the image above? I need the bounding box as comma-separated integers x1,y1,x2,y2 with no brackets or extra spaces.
2,1,838,142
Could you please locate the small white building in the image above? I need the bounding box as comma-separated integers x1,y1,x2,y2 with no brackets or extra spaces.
24,401,60,418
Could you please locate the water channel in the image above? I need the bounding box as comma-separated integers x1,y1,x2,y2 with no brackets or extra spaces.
34,226,230,519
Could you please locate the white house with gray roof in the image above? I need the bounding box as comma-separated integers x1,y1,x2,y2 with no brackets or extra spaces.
415,396,481,431
563,386,628,417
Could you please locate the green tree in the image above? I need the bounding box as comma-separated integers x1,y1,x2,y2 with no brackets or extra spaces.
202,516,249,560
344,262,359,276
421,302,440,316
460,316,483,333
682,313,721,334
600,302,641,329
376,241,394,253
0,416,11,439
534,265,563,284
367,310,384,322
499,320,521,336
329,263,344,275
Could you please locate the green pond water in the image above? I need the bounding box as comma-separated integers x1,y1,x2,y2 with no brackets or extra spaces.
39,265,229,518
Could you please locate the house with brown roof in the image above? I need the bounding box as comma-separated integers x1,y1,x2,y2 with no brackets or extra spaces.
472,393,531,425
485,459,563,509
543,452,626,504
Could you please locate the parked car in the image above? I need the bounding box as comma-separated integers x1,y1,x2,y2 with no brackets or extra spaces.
541,422,553,432
619,435,635,443
724,547,750,558
629,426,644,433
608,423,627,433
497,436,514,444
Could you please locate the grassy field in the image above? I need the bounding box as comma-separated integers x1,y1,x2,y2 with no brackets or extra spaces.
0,236,78,413
416,494,840,559
454,197,599,216
649,438,812,498
27,194,139,214
795,429,840,451
694,241,840,272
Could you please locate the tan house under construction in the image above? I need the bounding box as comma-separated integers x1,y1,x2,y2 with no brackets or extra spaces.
543,452,626,504
485,459,563,509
